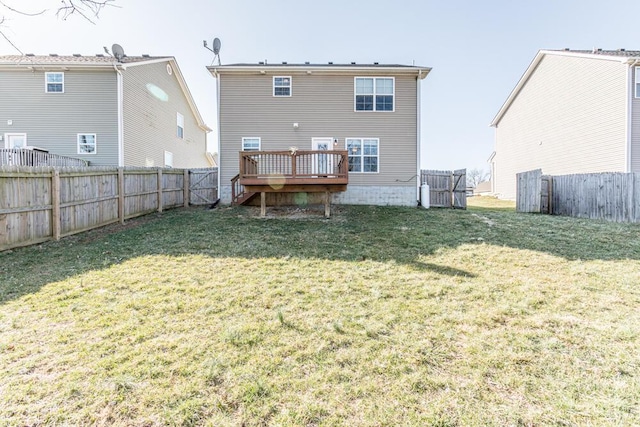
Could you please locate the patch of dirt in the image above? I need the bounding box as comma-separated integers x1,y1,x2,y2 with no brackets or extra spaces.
245,205,346,220
471,213,496,227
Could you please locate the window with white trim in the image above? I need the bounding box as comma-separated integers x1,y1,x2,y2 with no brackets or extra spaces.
355,77,394,111
164,151,173,168
355,77,395,111
77,134,96,154
273,76,291,97
346,138,379,172
45,72,64,93
635,67,640,98
177,112,184,139
242,137,261,151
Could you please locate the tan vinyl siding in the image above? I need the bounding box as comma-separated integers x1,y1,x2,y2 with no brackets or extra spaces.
494,55,628,199
0,69,118,165
122,62,207,168
218,71,417,186
630,67,640,172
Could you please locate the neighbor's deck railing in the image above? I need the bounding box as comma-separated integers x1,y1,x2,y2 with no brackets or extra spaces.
0,149,88,167
239,150,349,185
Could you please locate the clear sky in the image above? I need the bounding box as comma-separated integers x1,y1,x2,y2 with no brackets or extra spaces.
3,0,640,172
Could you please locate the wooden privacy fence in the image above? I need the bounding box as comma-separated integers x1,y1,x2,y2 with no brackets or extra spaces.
420,169,467,209
0,166,218,251
516,169,640,222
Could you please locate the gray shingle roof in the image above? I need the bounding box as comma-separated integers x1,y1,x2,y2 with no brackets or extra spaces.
222,62,424,68
0,54,170,65
553,48,640,57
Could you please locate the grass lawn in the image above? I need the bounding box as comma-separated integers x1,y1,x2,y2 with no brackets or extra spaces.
1,201,639,426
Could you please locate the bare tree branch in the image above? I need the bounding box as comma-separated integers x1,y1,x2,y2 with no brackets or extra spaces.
0,1,46,17
0,0,118,54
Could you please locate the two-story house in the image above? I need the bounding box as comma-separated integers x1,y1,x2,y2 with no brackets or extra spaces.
0,54,211,168
490,49,640,199
208,62,430,206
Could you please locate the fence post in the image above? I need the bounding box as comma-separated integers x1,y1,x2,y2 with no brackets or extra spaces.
51,169,61,240
118,168,125,224
184,169,190,208
157,168,163,213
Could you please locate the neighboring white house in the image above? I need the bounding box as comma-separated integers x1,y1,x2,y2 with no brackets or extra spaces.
490,48,640,199
208,62,431,206
0,53,211,168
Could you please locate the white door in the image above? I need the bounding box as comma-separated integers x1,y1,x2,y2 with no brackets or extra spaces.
5,133,27,149
312,137,334,176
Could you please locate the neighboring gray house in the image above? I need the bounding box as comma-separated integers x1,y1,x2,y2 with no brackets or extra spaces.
490,49,640,199
208,62,430,206
0,54,211,168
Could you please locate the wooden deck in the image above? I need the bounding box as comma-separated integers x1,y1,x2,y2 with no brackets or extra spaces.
232,150,349,217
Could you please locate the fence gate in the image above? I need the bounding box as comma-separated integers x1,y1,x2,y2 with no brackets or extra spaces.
189,168,218,205
421,169,467,209
453,169,467,209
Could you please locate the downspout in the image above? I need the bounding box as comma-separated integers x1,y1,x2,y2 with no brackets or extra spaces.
113,64,124,167
626,59,640,172
416,70,422,204
214,69,221,199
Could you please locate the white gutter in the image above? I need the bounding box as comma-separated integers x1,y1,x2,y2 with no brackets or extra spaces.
416,70,422,203
113,64,124,167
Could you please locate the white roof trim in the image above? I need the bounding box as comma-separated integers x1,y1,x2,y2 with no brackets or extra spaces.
490,50,639,127
209,65,431,79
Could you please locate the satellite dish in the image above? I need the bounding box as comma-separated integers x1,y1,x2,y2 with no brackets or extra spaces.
213,38,221,55
112,43,125,61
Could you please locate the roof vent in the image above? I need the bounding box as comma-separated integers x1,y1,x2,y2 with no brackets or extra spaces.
72,53,81,57
373,62,379,65
25,53,34,57
49,53,58,57
564,48,570,51
142,54,150,58
96,54,104,57
258,61,264,65
351,61,356,64
597,48,603,52
619,48,626,52
304,61,310,64
282,61,287,64
328,61,333,64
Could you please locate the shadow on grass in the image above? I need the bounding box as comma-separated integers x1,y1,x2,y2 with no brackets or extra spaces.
0,204,638,305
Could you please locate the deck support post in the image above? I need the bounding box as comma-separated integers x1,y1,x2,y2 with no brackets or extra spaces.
260,192,266,217
324,191,331,218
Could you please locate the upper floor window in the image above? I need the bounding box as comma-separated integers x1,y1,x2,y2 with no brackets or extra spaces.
177,112,184,139
77,134,96,154
346,138,379,173
273,76,291,97
45,72,64,93
355,77,394,111
635,67,640,98
242,137,261,151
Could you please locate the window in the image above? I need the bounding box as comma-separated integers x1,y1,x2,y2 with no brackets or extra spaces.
346,138,379,172
177,112,184,139
635,67,640,98
355,77,394,111
164,151,173,168
273,76,291,97
45,72,64,93
77,134,96,154
242,137,261,151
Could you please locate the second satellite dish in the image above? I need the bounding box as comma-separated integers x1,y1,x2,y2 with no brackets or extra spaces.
112,43,125,61
213,38,221,55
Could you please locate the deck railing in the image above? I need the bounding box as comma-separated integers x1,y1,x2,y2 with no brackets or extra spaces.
0,149,88,167
239,150,348,183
